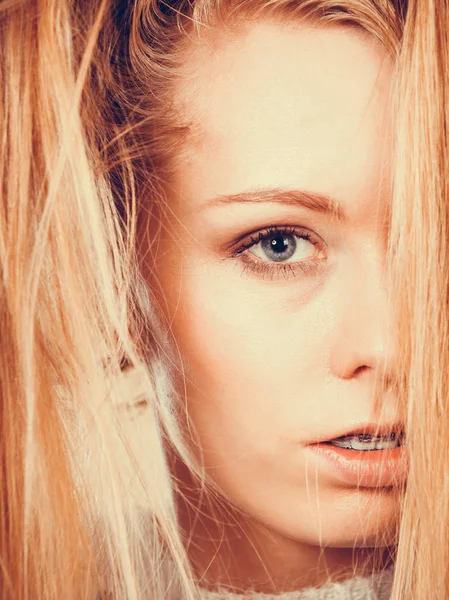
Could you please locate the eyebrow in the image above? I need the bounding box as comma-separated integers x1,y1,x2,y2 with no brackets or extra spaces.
203,187,345,221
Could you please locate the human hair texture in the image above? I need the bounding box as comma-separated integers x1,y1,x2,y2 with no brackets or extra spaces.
389,0,449,596
0,1,196,599
1,0,448,599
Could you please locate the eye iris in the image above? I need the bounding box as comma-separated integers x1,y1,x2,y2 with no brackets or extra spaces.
261,233,297,262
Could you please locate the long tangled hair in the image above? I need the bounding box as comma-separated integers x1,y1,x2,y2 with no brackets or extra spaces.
1,0,448,598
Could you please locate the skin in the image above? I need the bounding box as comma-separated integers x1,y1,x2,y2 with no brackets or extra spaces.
141,21,401,593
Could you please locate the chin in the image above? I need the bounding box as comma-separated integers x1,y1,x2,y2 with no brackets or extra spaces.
251,483,402,549
300,484,401,548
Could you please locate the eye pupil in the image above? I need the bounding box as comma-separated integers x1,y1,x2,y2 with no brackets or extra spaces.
270,235,288,253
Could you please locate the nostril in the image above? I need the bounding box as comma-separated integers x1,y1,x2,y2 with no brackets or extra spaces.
353,364,371,377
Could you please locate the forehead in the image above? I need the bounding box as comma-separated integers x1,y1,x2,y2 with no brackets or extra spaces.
174,22,393,219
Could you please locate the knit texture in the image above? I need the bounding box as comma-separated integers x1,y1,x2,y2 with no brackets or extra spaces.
199,568,393,600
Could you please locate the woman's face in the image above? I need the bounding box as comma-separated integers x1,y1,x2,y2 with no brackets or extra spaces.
147,22,402,549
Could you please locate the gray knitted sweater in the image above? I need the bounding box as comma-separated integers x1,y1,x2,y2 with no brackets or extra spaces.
199,568,393,600
97,566,393,599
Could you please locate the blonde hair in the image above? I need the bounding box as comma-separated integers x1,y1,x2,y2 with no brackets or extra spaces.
0,0,447,598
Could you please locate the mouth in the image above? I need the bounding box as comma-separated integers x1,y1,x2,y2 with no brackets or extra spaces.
306,425,408,488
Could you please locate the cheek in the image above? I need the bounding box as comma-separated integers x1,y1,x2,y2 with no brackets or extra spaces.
164,261,333,459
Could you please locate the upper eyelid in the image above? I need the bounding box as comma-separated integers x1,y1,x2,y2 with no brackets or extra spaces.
232,225,324,256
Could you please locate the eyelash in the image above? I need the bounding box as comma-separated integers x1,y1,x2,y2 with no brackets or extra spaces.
231,225,326,280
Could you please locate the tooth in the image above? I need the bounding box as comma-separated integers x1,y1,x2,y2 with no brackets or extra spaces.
350,439,378,450
374,439,400,450
328,439,352,449
328,434,401,451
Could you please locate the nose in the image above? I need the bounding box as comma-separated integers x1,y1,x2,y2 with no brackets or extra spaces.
328,253,396,384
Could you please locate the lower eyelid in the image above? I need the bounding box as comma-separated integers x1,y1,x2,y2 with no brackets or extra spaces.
237,252,324,280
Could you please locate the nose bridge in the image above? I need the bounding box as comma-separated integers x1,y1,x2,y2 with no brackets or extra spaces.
329,248,394,381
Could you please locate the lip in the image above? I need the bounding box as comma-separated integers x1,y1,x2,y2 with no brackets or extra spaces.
306,443,409,488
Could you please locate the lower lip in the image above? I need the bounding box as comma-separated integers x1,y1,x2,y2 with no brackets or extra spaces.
306,443,408,488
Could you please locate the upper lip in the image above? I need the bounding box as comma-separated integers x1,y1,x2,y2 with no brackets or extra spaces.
308,422,405,444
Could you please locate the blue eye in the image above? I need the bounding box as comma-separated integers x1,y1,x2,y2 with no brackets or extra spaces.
257,232,298,262
249,230,317,263
232,225,326,280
